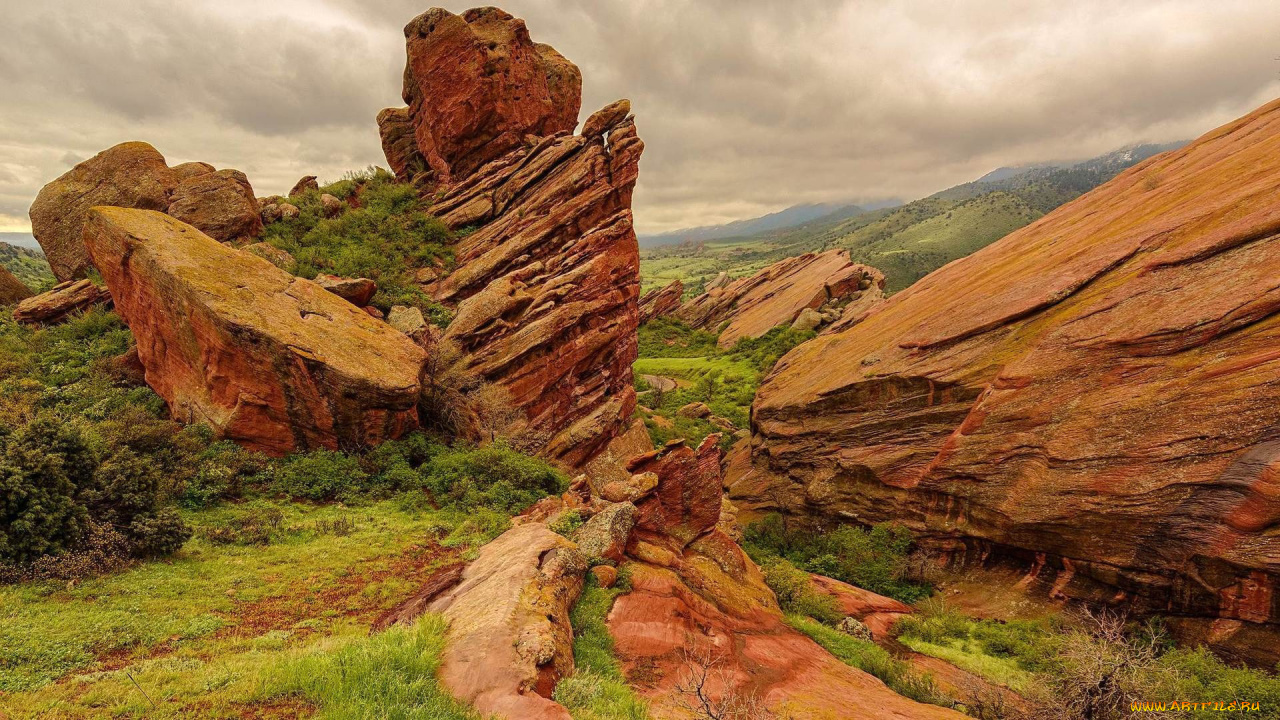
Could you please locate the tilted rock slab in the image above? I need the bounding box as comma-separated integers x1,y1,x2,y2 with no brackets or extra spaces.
748,98,1280,641
676,248,885,348
427,522,586,720
12,279,110,325
638,278,683,324
84,207,425,455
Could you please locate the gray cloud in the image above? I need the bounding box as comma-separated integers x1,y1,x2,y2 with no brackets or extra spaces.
1,0,1278,233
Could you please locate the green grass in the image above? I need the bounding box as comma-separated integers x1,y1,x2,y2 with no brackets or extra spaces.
788,614,946,707
0,500,484,717
257,614,478,719
554,573,648,720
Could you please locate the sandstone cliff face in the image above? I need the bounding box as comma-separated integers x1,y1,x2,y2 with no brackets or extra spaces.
747,98,1280,631
380,10,641,467
29,141,262,281
676,249,884,347
84,208,425,455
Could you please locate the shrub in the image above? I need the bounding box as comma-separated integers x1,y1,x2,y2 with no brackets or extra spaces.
422,442,567,514
273,450,370,502
0,417,94,564
760,557,842,625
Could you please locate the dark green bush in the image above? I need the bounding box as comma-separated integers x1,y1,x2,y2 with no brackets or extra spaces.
760,556,843,624
744,514,931,603
422,442,567,514
273,450,371,502
0,418,94,563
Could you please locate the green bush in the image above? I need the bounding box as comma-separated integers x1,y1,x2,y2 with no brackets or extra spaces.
0,417,94,563
273,450,370,502
760,557,842,624
422,442,567,514
744,514,931,603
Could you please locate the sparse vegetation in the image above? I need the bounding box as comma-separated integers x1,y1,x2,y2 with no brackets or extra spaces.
555,569,649,720
789,614,946,707
262,167,454,325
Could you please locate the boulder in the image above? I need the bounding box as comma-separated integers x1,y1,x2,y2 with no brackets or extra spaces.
83,207,426,455
791,306,823,332
278,203,300,220
166,168,263,244
314,274,376,306
571,501,636,564
12,279,110,325
638,279,683,324
29,141,177,281
748,97,1280,633
242,243,297,272
589,565,617,589
170,161,215,181
288,175,318,196
259,203,283,224
0,266,32,305
676,249,884,348
387,305,426,335
676,401,711,419
426,523,585,720
628,435,724,549
599,471,658,504
581,99,630,140
397,7,582,181
320,193,344,218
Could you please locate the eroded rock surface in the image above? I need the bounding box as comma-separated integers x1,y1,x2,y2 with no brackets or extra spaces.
676,249,884,347
747,97,1280,632
30,142,178,281
166,169,263,244
638,279,683,324
84,207,425,455
427,523,585,720
380,9,642,467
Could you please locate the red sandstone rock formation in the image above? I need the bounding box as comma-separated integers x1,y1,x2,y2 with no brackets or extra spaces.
745,98,1280,639
84,207,425,455
379,9,641,467
12,279,110,325
394,7,581,184
30,142,264,280
638,279,683,324
676,249,884,347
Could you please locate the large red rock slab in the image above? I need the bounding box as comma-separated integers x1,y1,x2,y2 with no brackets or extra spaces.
628,435,725,549
749,97,1280,633
29,142,177,281
84,207,425,455
639,279,683,324
426,523,586,720
376,106,430,185
676,249,884,348
166,168,263,244
398,7,581,182
12,279,110,326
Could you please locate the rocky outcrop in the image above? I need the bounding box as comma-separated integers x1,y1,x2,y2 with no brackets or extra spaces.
376,106,430,185
30,142,265,280
426,522,586,720
676,249,885,348
29,142,178,281
380,9,642,467
84,207,425,455
12,279,110,325
638,279,682,324
394,7,581,184
607,437,964,719
288,176,318,196
166,169,263,244
313,274,376,306
0,267,32,305
746,98,1280,634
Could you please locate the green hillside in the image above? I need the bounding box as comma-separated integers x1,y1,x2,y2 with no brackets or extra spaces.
0,242,56,293
640,142,1183,294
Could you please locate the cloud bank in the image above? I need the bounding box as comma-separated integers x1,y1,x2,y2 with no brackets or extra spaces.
1,0,1277,233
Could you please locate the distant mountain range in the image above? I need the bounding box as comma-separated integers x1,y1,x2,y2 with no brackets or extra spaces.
637,200,899,249
0,232,40,250
640,141,1186,294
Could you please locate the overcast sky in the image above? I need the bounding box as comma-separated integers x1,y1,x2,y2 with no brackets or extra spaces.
2,0,1278,235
